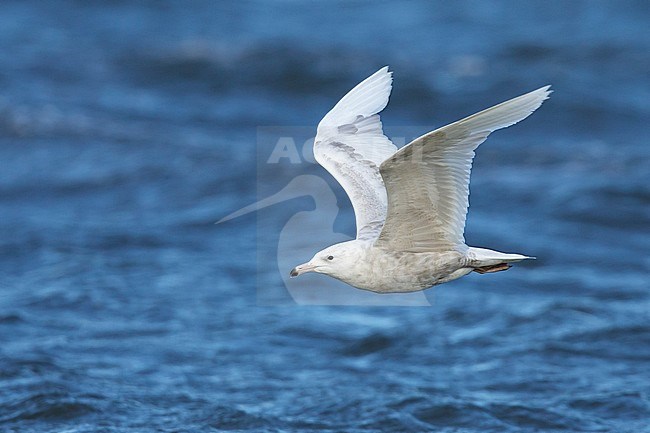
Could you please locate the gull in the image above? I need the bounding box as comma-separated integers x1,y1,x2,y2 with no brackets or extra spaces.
290,67,551,293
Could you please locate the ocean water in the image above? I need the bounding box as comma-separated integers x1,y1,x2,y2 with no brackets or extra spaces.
0,1,649,432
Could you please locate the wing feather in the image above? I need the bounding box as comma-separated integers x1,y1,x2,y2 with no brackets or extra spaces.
376,86,551,252
314,67,398,239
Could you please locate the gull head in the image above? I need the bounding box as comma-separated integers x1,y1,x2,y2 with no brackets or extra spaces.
290,241,364,280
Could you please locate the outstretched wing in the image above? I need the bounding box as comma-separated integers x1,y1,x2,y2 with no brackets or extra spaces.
314,67,398,240
376,86,552,252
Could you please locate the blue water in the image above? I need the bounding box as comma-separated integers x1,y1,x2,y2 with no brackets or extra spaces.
1,1,649,431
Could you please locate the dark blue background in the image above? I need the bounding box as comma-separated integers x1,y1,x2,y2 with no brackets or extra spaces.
0,1,648,431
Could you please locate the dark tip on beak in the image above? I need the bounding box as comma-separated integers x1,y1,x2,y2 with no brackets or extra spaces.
290,268,299,278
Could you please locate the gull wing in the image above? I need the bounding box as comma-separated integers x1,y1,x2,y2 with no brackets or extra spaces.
376,86,552,252
314,67,398,240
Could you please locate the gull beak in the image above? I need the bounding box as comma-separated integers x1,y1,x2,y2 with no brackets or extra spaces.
290,262,316,278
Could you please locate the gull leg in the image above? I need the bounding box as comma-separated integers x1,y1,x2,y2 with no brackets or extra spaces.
473,263,512,274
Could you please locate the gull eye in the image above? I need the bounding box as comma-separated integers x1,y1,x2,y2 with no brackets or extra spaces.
327,255,334,261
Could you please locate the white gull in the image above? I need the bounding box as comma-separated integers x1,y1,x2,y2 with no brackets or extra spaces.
290,67,551,293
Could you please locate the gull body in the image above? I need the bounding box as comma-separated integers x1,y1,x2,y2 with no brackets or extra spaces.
291,67,550,293
292,240,470,293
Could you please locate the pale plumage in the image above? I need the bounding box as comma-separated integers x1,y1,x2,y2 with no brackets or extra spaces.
313,67,397,240
291,67,550,293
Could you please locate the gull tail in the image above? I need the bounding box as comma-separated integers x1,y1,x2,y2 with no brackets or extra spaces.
467,247,534,274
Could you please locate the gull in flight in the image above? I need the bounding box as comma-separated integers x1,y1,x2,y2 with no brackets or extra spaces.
290,67,551,293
